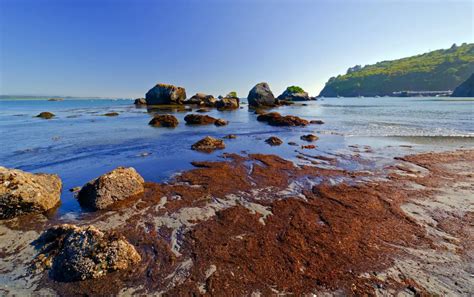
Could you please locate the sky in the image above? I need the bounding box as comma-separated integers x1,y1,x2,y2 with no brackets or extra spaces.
0,0,472,98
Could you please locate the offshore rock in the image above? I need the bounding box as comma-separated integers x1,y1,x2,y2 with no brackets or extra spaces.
148,114,179,128
145,83,186,105
247,82,276,107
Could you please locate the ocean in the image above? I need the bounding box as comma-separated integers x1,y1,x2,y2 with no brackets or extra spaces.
0,97,473,216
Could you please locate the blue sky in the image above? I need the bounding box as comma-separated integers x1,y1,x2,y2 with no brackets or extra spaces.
0,0,472,98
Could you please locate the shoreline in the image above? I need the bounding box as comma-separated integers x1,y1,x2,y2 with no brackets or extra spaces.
1,148,473,295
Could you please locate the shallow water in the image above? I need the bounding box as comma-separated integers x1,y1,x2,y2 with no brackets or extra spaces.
0,97,472,216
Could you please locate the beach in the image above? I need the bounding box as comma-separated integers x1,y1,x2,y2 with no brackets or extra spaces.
0,97,473,295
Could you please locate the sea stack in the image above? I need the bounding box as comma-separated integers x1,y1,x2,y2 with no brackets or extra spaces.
247,82,276,107
145,83,187,105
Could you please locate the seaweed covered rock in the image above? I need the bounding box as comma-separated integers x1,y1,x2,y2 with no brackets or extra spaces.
148,114,179,128
277,86,311,101
257,112,309,127
36,112,55,119
216,98,239,110
184,114,218,125
247,82,276,107
145,83,186,105
0,167,62,219
265,136,283,146
191,136,225,152
33,224,141,282
77,167,144,210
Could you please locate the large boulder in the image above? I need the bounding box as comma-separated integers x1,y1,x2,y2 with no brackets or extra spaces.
257,112,309,127
0,167,62,219
77,167,145,210
247,82,276,107
216,98,239,110
191,136,225,152
277,86,311,101
185,93,217,107
451,74,474,97
33,224,141,281
145,83,186,105
148,114,179,128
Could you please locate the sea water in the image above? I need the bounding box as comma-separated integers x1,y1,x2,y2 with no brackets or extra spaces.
0,97,472,215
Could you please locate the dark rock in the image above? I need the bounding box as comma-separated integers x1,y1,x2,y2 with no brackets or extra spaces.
223,134,237,139
216,98,239,110
247,82,276,107
148,114,179,128
36,112,55,119
191,136,225,152
48,98,64,101
310,120,324,125
185,93,217,107
134,98,147,105
214,119,228,126
184,114,218,125
301,144,316,149
103,112,119,117
452,73,474,97
145,83,186,105
288,142,298,146
277,86,310,101
265,136,283,146
77,167,145,210
33,224,141,282
196,108,210,113
0,167,62,219
300,134,319,142
257,112,282,122
257,112,309,127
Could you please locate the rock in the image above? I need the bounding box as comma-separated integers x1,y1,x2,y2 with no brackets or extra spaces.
48,98,64,101
77,167,145,210
36,112,55,119
103,112,119,117
196,108,210,113
300,134,319,142
0,167,62,219
277,86,311,101
223,134,237,139
191,136,225,152
452,74,474,97
185,93,217,107
257,112,309,127
265,136,283,146
225,91,238,99
310,120,324,125
148,114,179,128
288,142,298,146
247,82,276,107
301,144,316,149
145,83,186,105
34,224,141,281
184,114,218,125
254,109,267,115
134,98,147,105
69,187,81,193
214,119,228,126
216,98,239,110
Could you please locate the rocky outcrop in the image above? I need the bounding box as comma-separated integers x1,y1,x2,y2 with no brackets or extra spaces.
185,93,217,107
0,167,62,219
214,119,228,126
300,134,319,142
77,167,145,210
452,73,474,97
36,112,55,119
265,136,283,146
184,114,218,125
310,120,324,125
257,112,309,127
48,98,64,102
191,136,225,152
145,83,186,105
247,83,276,107
148,114,179,128
134,98,147,105
216,98,239,110
277,86,311,101
33,224,141,282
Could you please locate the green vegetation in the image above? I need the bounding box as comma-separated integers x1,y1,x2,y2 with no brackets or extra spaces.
286,86,305,93
319,43,474,97
226,91,238,98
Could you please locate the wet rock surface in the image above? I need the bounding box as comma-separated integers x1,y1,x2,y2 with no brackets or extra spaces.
257,112,309,126
191,136,225,152
300,134,319,142
103,112,119,117
265,136,283,146
216,98,239,110
77,167,145,210
184,114,218,125
185,93,216,107
145,83,187,105
36,112,55,119
33,224,141,282
214,118,228,126
134,98,147,105
0,167,62,219
148,114,179,128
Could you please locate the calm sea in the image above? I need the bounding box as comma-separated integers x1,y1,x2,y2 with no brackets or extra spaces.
0,97,472,215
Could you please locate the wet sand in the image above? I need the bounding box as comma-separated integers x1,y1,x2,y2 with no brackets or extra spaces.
0,149,473,295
